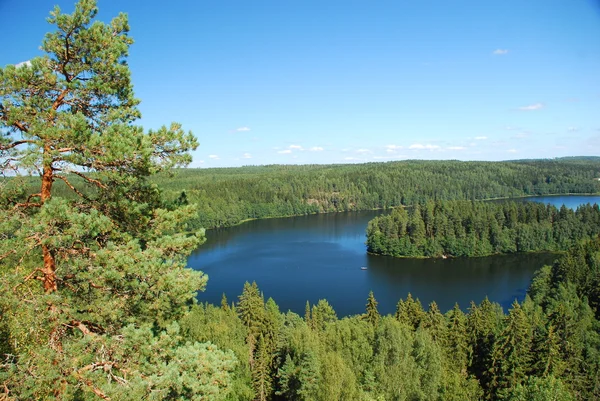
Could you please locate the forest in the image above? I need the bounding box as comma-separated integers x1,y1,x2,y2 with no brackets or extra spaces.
155,159,600,229
177,238,600,401
1,1,599,400
366,200,600,258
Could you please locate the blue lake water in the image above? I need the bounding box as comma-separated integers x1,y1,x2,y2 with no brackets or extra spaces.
188,195,599,317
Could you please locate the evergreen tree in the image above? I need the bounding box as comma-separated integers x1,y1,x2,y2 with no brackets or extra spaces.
237,281,266,336
222,293,230,311
363,290,381,326
253,335,272,401
445,303,470,374
421,301,447,344
0,1,236,399
489,301,533,399
304,301,312,328
310,299,337,331
395,293,426,330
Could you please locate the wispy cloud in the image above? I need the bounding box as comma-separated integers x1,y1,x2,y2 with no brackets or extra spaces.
567,127,579,132
235,127,251,132
15,60,32,68
242,153,252,159
512,133,528,139
474,136,487,140
409,143,440,150
289,144,303,150
447,146,466,150
493,49,509,55
208,154,219,160
518,103,544,111
309,146,324,152
277,149,292,154
507,149,518,153
385,144,403,153
356,148,371,154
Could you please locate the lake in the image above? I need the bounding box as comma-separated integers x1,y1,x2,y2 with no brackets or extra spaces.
188,195,600,317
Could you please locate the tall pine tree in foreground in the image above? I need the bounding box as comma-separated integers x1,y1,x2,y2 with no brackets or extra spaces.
0,1,236,399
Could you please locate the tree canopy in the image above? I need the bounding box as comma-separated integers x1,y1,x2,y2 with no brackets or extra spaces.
0,1,236,399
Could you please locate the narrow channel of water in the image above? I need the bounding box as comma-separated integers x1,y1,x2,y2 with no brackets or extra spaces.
188,195,599,317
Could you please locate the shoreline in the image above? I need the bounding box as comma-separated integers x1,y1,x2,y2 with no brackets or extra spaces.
204,192,600,231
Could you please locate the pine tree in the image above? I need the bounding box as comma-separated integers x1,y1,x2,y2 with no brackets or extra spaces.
221,293,230,311
421,301,446,344
0,2,239,399
445,303,470,374
363,291,381,326
311,299,337,331
304,300,312,327
237,281,266,336
253,334,273,401
489,301,533,398
395,293,425,330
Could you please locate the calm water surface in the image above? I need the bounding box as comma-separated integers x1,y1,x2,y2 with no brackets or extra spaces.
188,195,599,317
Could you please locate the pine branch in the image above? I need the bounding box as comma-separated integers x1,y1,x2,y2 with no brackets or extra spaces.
54,174,91,201
70,170,107,189
0,140,35,151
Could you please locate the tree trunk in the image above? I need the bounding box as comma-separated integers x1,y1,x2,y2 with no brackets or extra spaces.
41,154,57,293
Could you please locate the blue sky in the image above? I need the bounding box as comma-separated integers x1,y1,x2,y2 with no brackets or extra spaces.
1,0,599,167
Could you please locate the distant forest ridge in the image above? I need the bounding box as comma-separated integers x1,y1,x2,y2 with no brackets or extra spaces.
154,158,600,229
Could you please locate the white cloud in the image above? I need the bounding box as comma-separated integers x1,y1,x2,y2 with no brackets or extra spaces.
208,154,219,159
493,49,509,55
289,144,303,150
310,146,324,152
474,136,487,140
15,60,32,68
518,103,544,111
507,149,518,153
385,144,403,153
409,143,440,150
567,126,579,132
356,148,371,154
447,146,466,150
277,149,292,154
344,157,359,161
242,153,252,159
512,132,528,139
235,127,251,132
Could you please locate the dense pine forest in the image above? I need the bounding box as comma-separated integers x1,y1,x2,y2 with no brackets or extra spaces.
155,159,600,229
366,200,600,258
177,238,600,401
1,1,600,400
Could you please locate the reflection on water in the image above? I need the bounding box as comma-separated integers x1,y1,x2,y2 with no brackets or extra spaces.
188,195,599,317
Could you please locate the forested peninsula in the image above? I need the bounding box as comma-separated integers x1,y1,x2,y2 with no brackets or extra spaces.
155,158,600,229
366,200,600,258
2,1,600,400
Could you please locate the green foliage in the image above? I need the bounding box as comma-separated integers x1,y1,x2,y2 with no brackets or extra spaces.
363,291,381,326
395,293,426,330
502,375,574,401
367,200,600,258
2,2,600,400
0,1,235,399
153,159,600,230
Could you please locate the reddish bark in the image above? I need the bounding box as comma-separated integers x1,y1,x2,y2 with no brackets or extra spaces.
41,150,57,293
